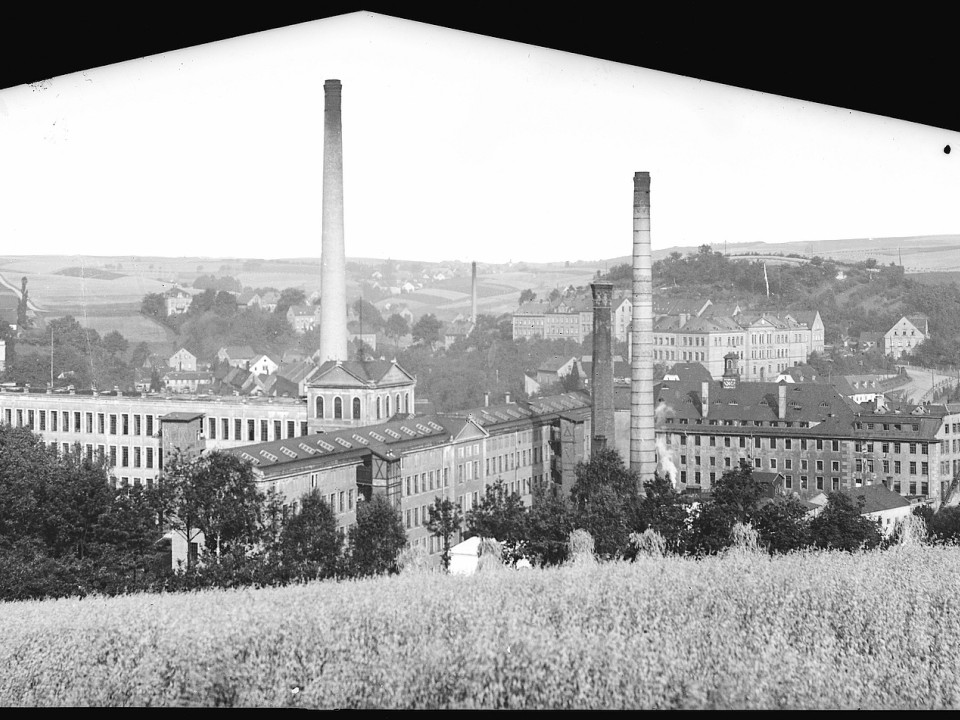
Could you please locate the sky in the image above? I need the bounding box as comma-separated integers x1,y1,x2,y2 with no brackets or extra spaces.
1,11,957,265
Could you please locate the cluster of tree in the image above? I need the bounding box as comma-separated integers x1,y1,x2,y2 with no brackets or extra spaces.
192,275,243,293
423,449,886,567
601,247,960,365
0,422,412,602
0,316,148,391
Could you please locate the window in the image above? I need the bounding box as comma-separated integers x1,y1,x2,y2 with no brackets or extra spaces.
75,412,81,432
353,397,361,420
145,415,153,436
334,397,343,420
146,447,154,469
260,420,268,442
248,420,255,441
316,396,324,419
832,461,839,472
122,414,130,435
816,476,824,490
110,414,117,435
287,420,295,438
121,447,129,467
832,440,839,452
910,462,917,475
208,418,217,439
134,447,141,468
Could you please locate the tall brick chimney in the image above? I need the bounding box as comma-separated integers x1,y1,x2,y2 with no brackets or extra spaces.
590,281,615,454
319,79,349,363
630,172,657,482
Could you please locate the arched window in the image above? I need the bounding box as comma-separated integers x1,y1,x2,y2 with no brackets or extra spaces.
386,396,391,418
376,397,382,419
353,397,361,420
334,397,343,419
316,396,324,419
404,393,409,414
396,394,401,415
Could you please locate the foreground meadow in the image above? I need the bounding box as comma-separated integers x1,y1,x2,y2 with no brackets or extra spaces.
2,545,959,709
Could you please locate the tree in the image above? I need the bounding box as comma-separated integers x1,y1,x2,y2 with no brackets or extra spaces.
352,298,384,331
347,494,407,576
213,291,238,317
809,491,882,551
149,367,163,392
465,478,528,549
165,451,265,565
102,330,129,357
560,363,582,392
569,447,642,559
16,276,30,330
425,496,462,570
411,313,442,347
711,459,764,525
752,496,812,554
385,313,409,351
525,484,575,566
636,473,690,554
519,288,537,305
279,489,343,580
140,293,166,322
275,287,307,317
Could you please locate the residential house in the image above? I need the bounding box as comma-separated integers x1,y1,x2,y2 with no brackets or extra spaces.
217,345,258,369
884,316,927,359
286,304,322,333
168,348,197,372
536,356,584,388
248,354,279,377
443,320,474,349
163,370,214,394
164,288,193,316
808,484,913,536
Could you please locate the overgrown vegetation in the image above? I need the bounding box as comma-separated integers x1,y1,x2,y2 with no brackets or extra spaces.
3,545,959,708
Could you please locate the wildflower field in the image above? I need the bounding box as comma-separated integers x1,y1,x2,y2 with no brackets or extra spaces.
2,545,960,709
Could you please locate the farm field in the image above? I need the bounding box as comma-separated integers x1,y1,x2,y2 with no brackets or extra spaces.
2,544,958,709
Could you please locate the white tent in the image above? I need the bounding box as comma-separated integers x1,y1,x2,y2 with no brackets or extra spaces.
448,536,481,576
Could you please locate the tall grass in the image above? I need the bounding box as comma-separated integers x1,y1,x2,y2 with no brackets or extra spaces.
2,545,959,708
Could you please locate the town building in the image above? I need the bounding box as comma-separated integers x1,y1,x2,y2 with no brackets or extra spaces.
168,348,197,372
286,304,322,333
217,345,258,369
611,358,960,505
884,315,928,359
221,393,592,548
164,289,193,316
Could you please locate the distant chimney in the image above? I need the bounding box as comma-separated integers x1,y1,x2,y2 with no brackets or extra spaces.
630,172,657,481
484,391,490,407
701,380,710,419
778,380,787,420
590,281,615,454
504,391,511,404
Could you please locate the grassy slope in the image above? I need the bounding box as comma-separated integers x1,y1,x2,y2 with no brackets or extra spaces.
1,545,959,709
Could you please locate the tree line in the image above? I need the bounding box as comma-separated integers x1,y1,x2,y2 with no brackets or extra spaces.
0,422,407,602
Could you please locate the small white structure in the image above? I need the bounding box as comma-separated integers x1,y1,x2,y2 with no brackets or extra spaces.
448,536,481,576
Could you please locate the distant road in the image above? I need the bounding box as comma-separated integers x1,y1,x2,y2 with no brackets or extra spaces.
897,364,960,403
0,271,43,311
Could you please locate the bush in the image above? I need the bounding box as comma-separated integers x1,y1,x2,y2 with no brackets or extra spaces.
567,529,596,565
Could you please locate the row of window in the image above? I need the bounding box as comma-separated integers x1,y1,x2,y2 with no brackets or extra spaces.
50,441,159,470
6,408,157,436
671,434,842,452
314,393,411,421
206,417,308,442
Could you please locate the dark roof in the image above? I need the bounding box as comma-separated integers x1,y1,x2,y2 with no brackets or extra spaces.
539,356,577,373
314,359,411,385
662,362,713,382
839,484,912,513
160,412,204,422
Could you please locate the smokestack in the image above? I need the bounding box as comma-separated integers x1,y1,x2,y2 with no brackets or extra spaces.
471,261,477,323
778,380,786,420
319,79,349,363
505,391,511,404
701,380,709,419
630,172,657,482
484,391,490,407
590,281,615,454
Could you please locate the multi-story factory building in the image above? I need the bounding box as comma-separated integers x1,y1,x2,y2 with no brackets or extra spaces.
613,359,960,503
220,393,592,551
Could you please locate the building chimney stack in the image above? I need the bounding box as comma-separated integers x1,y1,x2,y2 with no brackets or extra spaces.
630,172,657,482
319,79,349,363
590,281,615,454
701,380,710,419
484,391,490,407
778,380,787,420
505,391,511,404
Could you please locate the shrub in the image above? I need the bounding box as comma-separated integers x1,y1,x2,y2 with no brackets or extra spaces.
567,529,595,565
